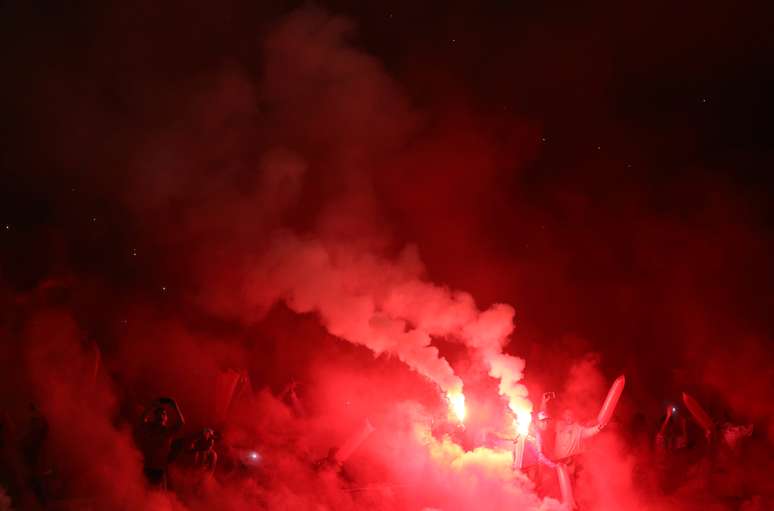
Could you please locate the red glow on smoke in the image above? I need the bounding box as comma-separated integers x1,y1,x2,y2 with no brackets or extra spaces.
0,3,772,511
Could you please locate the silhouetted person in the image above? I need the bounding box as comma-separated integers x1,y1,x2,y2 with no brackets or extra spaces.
711,420,754,502
279,379,307,417
138,397,185,490
191,428,217,473
21,404,48,472
170,428,218,496
173,429,217,471
21,404,49,506
655,405,687,457
719,422,753,452
313,447,342,473
654,404,691,493
0,412,21,507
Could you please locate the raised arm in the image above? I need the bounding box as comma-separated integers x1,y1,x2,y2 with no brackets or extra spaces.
655,405,673,453
540,392,556,412
659,406,673,436
581,422,604,440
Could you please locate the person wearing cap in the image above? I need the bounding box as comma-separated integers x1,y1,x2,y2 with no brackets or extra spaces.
521,393,560,469
531,409,559,468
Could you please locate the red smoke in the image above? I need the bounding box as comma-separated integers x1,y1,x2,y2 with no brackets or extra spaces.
1,4,772,511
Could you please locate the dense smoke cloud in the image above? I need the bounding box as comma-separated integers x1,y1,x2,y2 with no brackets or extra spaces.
107,8,532,410
1,2,772,510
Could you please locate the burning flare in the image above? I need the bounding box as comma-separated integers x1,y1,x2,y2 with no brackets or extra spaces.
514,408,532,436
448,392,467,423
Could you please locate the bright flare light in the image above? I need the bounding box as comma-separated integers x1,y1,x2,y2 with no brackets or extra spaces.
514,408,532,436
448,392,466,423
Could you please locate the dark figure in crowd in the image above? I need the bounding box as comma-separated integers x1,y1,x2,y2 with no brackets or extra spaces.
705,414,755,504
0,412,23,508
279,379,307,417
172,428,218,473
313,447,342,473
137,397,185,490
189,428,218,474
21,404,50,507
654,404,691,493
655,405,687,455
169,428,218,495
312,446,357,485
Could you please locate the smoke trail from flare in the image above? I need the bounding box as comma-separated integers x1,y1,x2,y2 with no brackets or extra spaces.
250,234,462,394
248,232,530,411
232,7,532,416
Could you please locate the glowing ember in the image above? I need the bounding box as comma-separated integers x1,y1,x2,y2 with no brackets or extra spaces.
447,392,466,423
